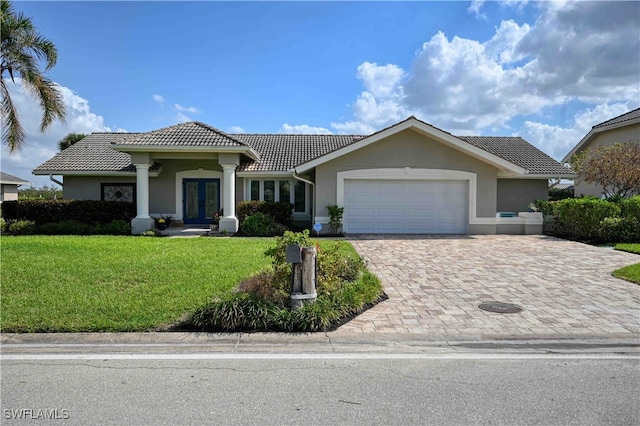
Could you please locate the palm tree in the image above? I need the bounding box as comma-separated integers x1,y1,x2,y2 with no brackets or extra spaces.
1,0,65,153
58,132,86,151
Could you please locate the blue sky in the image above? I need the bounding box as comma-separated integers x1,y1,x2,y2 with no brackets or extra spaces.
2,1,639,187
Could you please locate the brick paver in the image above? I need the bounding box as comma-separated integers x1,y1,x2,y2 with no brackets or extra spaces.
338,235,640,339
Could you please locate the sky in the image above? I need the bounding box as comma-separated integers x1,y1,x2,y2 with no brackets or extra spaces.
2,0,639,188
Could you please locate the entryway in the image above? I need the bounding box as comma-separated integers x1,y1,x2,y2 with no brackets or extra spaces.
183,178,220,224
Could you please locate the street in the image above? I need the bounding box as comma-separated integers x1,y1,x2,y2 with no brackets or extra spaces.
2,347,638,425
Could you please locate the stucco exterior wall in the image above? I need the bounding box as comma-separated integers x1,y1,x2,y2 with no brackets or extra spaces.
572,123,640,198
63,176,135,200
1,184,19,201
497,179,548,212
314,128,499,219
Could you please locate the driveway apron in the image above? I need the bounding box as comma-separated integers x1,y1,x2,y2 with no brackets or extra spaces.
340,235,640,339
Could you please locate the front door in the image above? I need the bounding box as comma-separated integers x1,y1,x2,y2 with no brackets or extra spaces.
183,179,220,224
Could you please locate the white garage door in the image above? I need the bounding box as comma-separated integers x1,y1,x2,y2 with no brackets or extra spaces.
343,179,468,234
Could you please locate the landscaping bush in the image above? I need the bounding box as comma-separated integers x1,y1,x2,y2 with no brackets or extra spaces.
240,212,288,237
619,196,640,219
0,217,5,234
7,220,37,235
237,201,292,227
598,216,640,244
555,197,621,241
0,200,136,226
188,230,384,332
38,220,131,235
39,220,93,235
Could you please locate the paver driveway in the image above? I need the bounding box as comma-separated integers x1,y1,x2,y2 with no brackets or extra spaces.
339,235,640,339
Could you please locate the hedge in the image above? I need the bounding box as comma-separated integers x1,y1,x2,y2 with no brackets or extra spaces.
236,201,292,226
0,200,136,226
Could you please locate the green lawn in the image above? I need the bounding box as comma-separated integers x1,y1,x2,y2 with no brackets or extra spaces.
1,236,274,332
613,243,640,284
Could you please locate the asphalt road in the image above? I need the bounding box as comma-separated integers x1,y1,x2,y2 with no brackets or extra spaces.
2,351,639,425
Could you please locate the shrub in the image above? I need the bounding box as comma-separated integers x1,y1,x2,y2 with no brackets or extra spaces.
236,270,285,305
326,204,344,234
95,220,131,235
599,216,640,243
39,220,93,235
7,220,37,235
619,196,640,219
555,197,621,241
0,200,135,226
240,212,287,237
0,217,5,234
237,201,292,227
190,293,276,332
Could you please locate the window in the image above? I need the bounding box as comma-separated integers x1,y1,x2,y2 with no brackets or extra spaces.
247,179,308,214
101,183,135,203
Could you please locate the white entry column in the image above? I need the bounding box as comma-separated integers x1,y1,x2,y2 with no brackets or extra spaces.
131,162,155,234
219,153,240,233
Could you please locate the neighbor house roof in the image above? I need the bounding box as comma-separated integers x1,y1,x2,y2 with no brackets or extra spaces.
0,171,31,185
33,118,572,178
562,107,640,162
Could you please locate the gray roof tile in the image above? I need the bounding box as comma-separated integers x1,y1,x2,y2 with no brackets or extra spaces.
458,136,574,176
593,107,640,129
235,134,362,172
0,171,30,184
33,120,571,176
117,121,249,147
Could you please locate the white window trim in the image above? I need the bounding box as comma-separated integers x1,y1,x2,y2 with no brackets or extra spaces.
336,168,495,226
245,178,310,216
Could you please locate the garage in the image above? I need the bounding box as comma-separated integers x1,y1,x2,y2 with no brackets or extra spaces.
343,179,468,234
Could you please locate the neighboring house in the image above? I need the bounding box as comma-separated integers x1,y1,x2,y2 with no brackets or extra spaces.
0,171,30,202
33,116,574,235
562,107,640,198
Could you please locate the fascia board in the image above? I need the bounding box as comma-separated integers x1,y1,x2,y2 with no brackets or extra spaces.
32,170,162,177
112,145,260,161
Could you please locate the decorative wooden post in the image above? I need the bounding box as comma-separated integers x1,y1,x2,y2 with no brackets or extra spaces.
287,244,317,309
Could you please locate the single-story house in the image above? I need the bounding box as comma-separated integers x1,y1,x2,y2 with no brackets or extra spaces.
0,171,30,202
562,107,640,198
33,116,574,235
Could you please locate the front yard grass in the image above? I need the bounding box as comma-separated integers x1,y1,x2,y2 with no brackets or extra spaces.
613,243,640,284
1,236,274,332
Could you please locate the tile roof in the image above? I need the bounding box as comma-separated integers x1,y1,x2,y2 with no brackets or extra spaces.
593,107,640,129
33,120,571,177
458,136,574,176
0,171,30,184
115,121,250,147
234,134,363,172
33,133,160,173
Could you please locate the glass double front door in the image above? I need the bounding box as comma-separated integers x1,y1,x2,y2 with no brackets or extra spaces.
183,179,220,224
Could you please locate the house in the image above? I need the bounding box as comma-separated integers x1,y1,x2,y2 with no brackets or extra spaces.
562,107,640,198
33,116,574,235
0,172,30,202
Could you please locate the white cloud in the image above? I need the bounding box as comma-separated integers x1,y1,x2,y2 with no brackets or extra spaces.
468,0,487,20
175,111,192,123
228,126,246,133
332,1,639,140
520,102,632,160
280,124,332,135
174,103,200,114
1,80,114,187
152,94,164,104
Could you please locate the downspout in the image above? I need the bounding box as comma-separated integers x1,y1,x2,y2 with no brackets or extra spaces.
292,170,315,227
49,175,63,187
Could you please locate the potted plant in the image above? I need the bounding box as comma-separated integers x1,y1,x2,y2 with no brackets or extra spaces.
156,218,167,230
210,210,222,231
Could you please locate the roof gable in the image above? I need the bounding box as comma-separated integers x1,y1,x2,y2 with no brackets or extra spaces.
113,121,249,148
562,107,640,162
295,116,529,175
